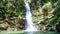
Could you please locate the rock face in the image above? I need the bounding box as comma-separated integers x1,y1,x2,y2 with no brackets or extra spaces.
56,22,60,32
0,22,9,31
0,16,25,31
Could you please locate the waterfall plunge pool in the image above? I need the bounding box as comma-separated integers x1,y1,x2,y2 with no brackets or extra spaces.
0,30,60,34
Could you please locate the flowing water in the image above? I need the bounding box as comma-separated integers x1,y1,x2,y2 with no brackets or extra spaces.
24,2,37,31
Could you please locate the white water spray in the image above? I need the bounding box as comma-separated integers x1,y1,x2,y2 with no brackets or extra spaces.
24,1,37,31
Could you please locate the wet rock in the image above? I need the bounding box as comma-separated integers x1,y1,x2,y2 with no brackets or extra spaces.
56,22,60,32
0,22,9,30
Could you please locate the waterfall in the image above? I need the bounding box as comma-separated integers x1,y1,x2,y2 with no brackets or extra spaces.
24,2,37,31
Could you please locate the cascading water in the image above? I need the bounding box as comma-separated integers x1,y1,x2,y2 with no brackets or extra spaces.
24,1,37,31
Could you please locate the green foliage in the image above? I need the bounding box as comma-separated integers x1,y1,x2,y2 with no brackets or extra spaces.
0,0,60,31
46,16,59,25
0,0,25,20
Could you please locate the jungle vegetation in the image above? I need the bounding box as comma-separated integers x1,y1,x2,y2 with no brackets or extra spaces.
0,0,60,32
